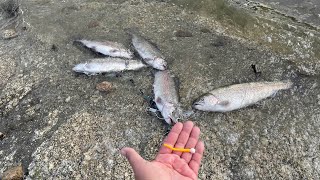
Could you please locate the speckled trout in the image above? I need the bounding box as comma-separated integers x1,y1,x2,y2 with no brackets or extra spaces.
153,70,182,124
193,81,292,112
73,58,146,75
129,32,167,70
76,40,133,59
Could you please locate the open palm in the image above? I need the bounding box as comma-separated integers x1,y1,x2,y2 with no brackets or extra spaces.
121,121,205,180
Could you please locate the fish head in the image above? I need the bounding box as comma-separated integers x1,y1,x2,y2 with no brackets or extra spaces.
162,103,182,125
153,57,167,70
192,94,219,111
110,48,134,59
72,63,87,73
169,107,183,123
72,63,97,75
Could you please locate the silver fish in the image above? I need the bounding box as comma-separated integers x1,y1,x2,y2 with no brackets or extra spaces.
193,81,292,112
77,40,134,59
73,58,146,75
129,32,167,70
153,70,182,124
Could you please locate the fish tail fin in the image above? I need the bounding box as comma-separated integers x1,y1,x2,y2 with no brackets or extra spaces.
73,39,88,46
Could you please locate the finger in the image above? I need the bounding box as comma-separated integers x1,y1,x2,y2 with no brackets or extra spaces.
120,147,146,173
172,121,194,156
189,141,205,175
158,122,183,154
181,126,200,163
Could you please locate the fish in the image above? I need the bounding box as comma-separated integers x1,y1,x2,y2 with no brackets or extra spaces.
193,81,292,112
153,70,182,124
76,40,134,59
72,58,147,75
129,32,167,70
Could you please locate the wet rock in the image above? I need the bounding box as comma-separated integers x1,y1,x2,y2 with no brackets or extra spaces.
2,165,24,180
1,29,18,39
174,30,193,37
96,81,113,93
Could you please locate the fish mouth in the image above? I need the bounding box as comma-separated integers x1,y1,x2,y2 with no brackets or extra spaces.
192,103,199,109
169,117,178,124
191,98,202,108
161,65,167,70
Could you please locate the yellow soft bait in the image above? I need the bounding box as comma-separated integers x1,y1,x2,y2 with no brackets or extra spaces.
163,143,196,154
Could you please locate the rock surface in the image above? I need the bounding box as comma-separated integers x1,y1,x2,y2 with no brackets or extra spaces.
0,0,319,179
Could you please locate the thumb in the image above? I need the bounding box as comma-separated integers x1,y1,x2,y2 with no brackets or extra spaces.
120,147,146,170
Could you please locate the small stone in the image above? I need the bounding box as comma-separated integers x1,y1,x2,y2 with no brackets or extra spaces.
0,132,5,140
51,44,58,52
267,36,272,43
96,81,113,93
2,29,18,39
174,30,193,37
2,165,24,180
65,96,71,103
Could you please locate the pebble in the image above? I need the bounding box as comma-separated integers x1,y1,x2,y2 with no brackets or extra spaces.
96,81,113,93
2,165,24,180
2,29,18,39
65,96,71,103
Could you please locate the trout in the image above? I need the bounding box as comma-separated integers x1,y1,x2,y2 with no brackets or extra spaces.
129,32,167,70
193,81,292,112
77,40,133,59
153,70,182,124
73,58,146,75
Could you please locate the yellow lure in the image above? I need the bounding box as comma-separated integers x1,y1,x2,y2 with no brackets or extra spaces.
163,143,196,154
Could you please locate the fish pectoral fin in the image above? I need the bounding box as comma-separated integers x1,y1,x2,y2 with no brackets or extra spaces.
271,90,279,98
217,100,230,106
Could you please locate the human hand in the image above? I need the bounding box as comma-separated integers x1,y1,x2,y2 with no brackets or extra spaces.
120,121,205,180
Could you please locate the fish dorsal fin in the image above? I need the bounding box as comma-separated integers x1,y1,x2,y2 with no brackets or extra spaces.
217,100,229,106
